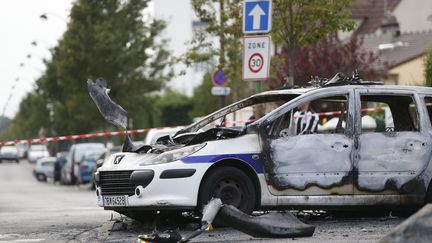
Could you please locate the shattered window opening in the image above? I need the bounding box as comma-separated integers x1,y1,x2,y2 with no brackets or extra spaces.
360,95,419,133
423,97,432,127
183,94,300,133
269,96,348,138
208,101,286,131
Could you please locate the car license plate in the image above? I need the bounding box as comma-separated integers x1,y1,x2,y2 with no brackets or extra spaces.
103,195,128,207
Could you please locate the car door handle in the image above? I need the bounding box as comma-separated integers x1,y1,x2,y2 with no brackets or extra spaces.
405,140,426,151
330,142,349,150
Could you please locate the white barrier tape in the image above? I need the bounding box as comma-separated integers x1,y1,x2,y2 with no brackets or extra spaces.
0,125,185,146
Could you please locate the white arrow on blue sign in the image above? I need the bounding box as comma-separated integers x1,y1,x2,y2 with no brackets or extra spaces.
243,0,272,34
211,86,231,96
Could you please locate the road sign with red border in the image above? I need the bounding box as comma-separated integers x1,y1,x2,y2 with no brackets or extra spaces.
212,69,228,86
243,35,271,81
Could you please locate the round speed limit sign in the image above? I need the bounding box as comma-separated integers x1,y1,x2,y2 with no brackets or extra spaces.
243,36,270,81
248,53,264,73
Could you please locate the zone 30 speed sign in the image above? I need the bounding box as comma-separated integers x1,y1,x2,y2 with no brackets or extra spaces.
243,35,271,81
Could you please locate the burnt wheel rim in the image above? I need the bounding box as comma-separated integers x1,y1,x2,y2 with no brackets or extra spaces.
213,178,244,208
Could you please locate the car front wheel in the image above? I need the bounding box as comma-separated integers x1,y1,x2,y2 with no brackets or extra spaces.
36,173,46,182
198,166,256,214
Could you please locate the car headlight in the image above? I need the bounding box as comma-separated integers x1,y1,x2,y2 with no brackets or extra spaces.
140,143,206,165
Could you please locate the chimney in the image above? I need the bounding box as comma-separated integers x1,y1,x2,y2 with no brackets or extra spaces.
380,12,400,43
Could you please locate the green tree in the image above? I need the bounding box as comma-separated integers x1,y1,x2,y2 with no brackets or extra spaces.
189,72,220,119
272,0,354,86
156,90,193,126
36,0,171,135
188,0,354,96
425,47,432,86
188,0,255,104
3,92,50,140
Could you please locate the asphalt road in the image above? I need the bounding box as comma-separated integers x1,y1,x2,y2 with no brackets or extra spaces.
0,160,111,242
0,160,407,243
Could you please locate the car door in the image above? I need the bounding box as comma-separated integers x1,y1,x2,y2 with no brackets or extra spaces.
259,89,355,196
354,89,432,196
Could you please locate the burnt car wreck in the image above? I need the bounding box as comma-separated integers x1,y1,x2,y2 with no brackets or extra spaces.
88,74,432,229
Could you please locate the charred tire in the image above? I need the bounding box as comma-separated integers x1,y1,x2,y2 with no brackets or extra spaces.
198,166,256,214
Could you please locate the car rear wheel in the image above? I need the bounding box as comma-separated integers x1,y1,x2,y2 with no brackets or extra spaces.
198,166,256,214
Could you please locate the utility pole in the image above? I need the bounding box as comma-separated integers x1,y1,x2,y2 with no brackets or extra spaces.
218,0,226,108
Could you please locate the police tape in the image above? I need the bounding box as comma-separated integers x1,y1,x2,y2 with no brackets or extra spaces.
316,107,385,117
0,126,185,146
0,107,386,146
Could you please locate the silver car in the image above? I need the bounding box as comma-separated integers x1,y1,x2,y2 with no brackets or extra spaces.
33,157,56,181
0,145,19,163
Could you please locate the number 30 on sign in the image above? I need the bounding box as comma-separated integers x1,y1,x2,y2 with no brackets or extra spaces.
243,35,271,81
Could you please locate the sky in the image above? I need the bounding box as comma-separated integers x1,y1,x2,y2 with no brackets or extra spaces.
0,0,196,119
0,0,73,118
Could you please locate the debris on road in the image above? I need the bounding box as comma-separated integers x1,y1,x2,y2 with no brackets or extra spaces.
138,198,223,243
217,204,315,238
138,198,315,242
87,78,128,129
379,204,432,243
379,211,398,222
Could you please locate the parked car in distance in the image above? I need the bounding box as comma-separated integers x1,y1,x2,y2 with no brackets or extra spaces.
77,150,106,184
16,143,29,159
28,145,49,163
61,143,105,185
54,152,68,183
0,145,19,163
95,80,432,219
144,127,183,145
33,157,56,181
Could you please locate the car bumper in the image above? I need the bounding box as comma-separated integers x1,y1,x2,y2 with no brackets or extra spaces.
80,174,92,183
0,156,18,161
97,161,211,209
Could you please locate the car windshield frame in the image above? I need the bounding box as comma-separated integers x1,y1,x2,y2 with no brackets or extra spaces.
181,89,313,133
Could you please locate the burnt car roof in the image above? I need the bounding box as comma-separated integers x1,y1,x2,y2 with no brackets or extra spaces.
182,84,432,133
251,85,432,97
249,87,317,97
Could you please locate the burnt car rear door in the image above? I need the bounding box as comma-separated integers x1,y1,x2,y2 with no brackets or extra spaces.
258,89,355,196
353,88,432,199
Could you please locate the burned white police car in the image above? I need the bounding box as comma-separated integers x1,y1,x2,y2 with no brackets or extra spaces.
88,74,432,218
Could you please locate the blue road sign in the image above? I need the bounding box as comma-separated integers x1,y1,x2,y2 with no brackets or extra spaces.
212,69,228,86
211,86,231,96
243,0,272,34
